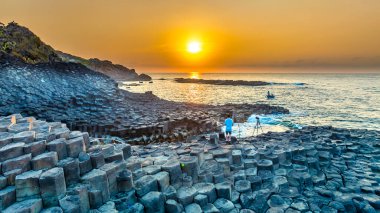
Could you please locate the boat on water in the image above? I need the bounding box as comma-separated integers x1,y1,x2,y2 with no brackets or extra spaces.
266,91,275,99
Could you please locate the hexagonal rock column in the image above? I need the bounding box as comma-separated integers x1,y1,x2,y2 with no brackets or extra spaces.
100,162,124,195
3,198,42,213
209,134,219,145
215,182,232,200
57,158,80,186
81,169,110,203
23,140,46,157
0,132,13,148
0,142,25,162
31,152,58,171
211,149,231,161
90,151,105,169
78,152,92,175
257,159,274,173
161,160,182,184
215,158,231,177
88,190,103,209
46,139,68,160
117,170,133,192
213,198,235,213
39,167,66,207
165,199,183,213
2,154,32,174
115,144,132,160
140,191,165,213
235,180,252,194
190,148,205,166
134,175,158,197
13,131,35,143
15,170,42,201
193,182,217,203
0,186,16,211
292,155,307,166
153,171,170,192
176,186,197,206
180,156,199,183
65,137,85,158
232,150,243,165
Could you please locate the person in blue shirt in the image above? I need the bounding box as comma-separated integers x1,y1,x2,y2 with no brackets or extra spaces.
225,115,234,142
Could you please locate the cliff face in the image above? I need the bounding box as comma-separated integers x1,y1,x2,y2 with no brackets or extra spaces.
0,22,151,81
0,22,61,64
57,51,152,81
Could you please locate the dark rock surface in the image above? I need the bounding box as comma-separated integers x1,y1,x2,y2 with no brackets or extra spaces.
1,115,380,212
0,60,288,142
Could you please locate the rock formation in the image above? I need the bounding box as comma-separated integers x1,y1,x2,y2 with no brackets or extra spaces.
1,114,379,212
0,22,151,81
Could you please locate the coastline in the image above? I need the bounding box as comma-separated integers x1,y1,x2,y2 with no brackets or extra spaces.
1,114,379,212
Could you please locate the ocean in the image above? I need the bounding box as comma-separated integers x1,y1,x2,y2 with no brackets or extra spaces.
122,72,380,137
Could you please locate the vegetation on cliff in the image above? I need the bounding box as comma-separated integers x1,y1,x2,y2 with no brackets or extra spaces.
0,21,151,81
0,22,61,64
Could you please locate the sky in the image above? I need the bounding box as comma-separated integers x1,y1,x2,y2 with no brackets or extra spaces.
1,0,380,73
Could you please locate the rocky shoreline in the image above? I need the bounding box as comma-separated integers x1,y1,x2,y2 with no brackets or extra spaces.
0,59,289,143
0,114,379,212
174,78,271,87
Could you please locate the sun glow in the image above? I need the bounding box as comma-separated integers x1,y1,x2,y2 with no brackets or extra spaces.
187,41,202,54
190,72,200,79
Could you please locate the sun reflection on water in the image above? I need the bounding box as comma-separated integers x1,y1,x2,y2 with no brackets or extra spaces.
189,72,200,79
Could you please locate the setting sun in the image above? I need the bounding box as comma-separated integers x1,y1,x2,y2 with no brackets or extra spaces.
187,41,202,54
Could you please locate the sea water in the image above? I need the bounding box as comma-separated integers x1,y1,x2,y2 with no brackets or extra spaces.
122,72,380,136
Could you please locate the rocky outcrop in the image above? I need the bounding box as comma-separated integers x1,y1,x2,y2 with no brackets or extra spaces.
175,78,271,86
1,115,379,212
0,22,61,64
58,52,152,81
0,22,151,81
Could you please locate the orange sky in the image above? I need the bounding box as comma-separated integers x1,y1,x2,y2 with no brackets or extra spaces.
1,0,380,72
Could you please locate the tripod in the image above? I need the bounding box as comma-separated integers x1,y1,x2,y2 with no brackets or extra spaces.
253,117,263,136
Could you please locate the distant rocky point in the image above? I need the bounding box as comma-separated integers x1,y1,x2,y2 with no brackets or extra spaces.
175,78,271,86
0,21,151,81
57,51,152,81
